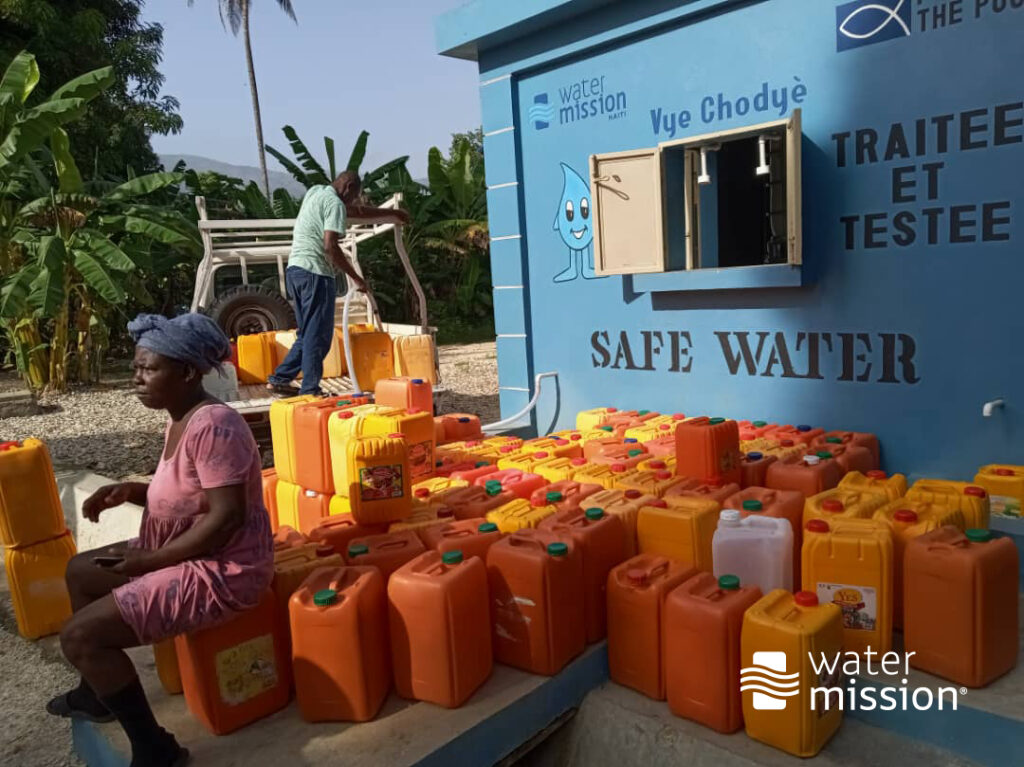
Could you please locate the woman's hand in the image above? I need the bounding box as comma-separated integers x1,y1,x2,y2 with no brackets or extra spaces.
83,484,135,523
109,548,159,577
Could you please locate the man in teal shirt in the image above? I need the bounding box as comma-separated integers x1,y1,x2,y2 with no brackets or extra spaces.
268,171,408,395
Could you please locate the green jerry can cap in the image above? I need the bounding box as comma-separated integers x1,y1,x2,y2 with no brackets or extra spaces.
816,451,833,459
348,543,369,558
638,409,651,416
966,529,992,543
475,460,490,468
709,417,725,424
478,522,499,533
742,499,763,512
585,508,604,521
627,449,643,457
313,589,338,607
547,542,569,557
826,436,843,444
718,575,740,591
485,480,503,496
599,425,614,432
752,420,767,427
546,491,564,503
442,550,464,564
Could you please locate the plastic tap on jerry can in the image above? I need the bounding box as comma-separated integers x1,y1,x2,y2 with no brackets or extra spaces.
713,510,793,594
345,530,425,582
838,470,908,503
388,550,492,707
803,488,887,528
765,452,844,497
973,465,1024,520
905,479,991,530
175,591,290,735
393,333,437,384
0,438,66,548
269,395,318,485
872,500,965,629
637,496,718,572
4,530,76,639
666,572,763,733
675,416,742,485
290,566,390,722
903,526,1018,687
487,529,585,675
345,435,412,526
741,589,844,757
548,507,627,642
607,555,698,700
802,518,893,655
724,487,804,585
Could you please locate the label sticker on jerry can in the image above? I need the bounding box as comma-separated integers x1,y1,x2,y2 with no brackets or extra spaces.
215,634,278,705
359,465,405,501
816,584,876,632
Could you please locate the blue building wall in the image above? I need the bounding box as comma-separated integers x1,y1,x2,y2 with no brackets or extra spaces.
438,0,1024,481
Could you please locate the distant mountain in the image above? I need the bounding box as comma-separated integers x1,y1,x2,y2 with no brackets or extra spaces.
158,154,307,196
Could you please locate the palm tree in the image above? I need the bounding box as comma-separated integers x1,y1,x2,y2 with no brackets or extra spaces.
188,0,296,198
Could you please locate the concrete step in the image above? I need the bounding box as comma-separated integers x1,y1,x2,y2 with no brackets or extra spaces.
524,681,984,767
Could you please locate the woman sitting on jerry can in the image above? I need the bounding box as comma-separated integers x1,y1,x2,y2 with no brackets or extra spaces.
47,313,273,767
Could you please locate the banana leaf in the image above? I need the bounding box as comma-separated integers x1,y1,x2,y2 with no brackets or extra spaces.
0,52,40,107
282,125,329,185
50,128,83,193
79,229,136,272
346,131,369,174
73,249,124,304
0,264,38,318
48,66,115,104
105,171,183,202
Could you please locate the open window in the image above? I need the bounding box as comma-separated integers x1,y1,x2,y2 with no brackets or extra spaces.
589,109,802,276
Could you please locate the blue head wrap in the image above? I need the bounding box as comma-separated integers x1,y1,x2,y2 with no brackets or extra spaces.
128,313,231,375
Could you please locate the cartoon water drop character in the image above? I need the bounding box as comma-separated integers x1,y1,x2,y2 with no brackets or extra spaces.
552,163,602,282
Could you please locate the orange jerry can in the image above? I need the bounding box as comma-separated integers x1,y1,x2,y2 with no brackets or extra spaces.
421,519,503,562
474,470,546,500
765,424,826,446
364,410,436,483
448,461,501,485
4,530,76,639
528,481,602,514
607,556,698,700
293,399,362,495
873,500,965,628
816,441,876,475
296,487,331,535
345,326,394,393
290,566,390,722
765,452,844,497
272,544,343,651
905,479,991,530
974,464,1024,519
738,420,777,441
443,484,516,521
675,417,742,485
802,518,893,655
308,513,387,557
740,451,777,489
585,489,658,558
261,469,279,531
548,507,626,642
0,438,66,548
487,529,585,675
375,376,432,413
666,479,741,506
439,413,483,443
389,550,492,707
175,591,291,735
637,497,719,572
590,446,649,469
346,435,413,526
236,332,274,385
814,430,880,465
724,487,804,583
904,527,1018,687
665,573,763,733
643,433,677,457
153,639,183,695
269,394,318,485
741,590,844,757
346,530,426,581
838,470,908,502
272,524,307,552
615,468,691,498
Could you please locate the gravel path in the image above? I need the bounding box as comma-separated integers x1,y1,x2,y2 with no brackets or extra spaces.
0,342,498,766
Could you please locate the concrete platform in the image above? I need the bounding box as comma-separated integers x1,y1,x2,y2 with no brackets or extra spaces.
72,643,609,767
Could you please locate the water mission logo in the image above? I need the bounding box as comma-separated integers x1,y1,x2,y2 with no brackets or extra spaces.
741,651,800,710
836,0,912,52
529,94,555,131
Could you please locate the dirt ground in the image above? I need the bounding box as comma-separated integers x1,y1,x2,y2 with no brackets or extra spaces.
0,342,498,766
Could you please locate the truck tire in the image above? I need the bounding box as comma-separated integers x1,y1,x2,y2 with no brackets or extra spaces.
208,286,295,338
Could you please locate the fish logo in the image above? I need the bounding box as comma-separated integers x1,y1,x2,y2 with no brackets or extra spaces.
835,0,911,52
552,163,604,283
529,93,555,131
741,651,800,710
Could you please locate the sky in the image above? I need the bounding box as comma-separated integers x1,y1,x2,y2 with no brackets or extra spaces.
141,1,479,179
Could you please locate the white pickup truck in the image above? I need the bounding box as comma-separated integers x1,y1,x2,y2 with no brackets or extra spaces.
190,194,443,426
